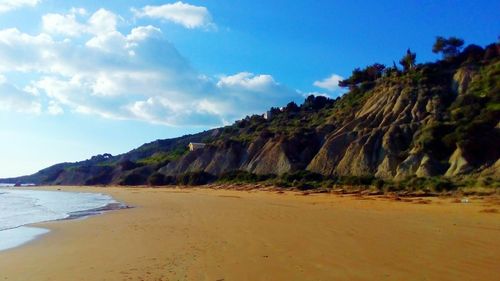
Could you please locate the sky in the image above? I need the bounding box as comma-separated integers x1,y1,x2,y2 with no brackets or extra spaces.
0,0,498,178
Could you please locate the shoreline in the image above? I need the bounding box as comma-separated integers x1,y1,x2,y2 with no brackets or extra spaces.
0,226,49,252
0,188,127,253
1,186,499,280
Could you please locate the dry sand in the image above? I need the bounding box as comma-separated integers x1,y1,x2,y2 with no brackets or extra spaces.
0,186,499,281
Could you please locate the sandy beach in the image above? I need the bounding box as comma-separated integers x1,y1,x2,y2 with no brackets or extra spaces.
0,186,499,281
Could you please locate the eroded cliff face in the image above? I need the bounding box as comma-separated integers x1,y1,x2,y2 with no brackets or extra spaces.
5,46,498,186
308,84,436,178
157,61,497,180
160,132,321,176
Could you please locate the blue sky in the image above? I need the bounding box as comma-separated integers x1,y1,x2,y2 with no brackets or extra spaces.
0,0,498,178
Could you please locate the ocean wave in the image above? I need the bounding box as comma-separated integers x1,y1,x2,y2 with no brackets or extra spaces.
0,189,118,232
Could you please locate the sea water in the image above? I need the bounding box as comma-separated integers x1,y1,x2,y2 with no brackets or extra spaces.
0,188,118,251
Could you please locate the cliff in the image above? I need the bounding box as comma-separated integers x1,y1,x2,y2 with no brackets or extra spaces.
3,41,499,189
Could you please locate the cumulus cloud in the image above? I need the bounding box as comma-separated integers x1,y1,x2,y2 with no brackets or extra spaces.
301,91,332,98
0,28,54,72
42,12,87,37
132,2,214,30
0,0,39,13
43,8,124,41
0,8,299,126
217,72,277,91
0,77,41,114
47,100,63,115
211,72,298,121
313,74,344,91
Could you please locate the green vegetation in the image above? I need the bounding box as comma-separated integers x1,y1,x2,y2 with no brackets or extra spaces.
177,171,216,186
137,146,188,166
217,170,276,183
217,170,381,191
118,166,154,186
119,173,148,186
339,63,385,89
399,49,417,71
140,168,498,196
147,172,168,186
432,36,465,60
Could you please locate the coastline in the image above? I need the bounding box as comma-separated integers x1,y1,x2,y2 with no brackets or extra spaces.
0,226,49,252
0,188,125,252
0,186,499,280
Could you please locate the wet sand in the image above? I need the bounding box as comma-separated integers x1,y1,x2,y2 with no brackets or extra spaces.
0,186,499,281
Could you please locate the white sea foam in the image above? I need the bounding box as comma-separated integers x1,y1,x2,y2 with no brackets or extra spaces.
0,188,118,251
0,227,49,251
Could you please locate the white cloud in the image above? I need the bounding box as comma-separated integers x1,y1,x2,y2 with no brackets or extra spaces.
0,28,55,72
0,80,41,114
42,12,87,37
0,0,39,13
217,72,277,91
85,30,128,52
47,100,63,115
0,8,300,127
87,8,119,35
43,9,161,55
302,91,331,98
214,72,299,120
43,8,123,39
133,2,214,30
70,7,87,16
313,74,344,91
127,25,161,42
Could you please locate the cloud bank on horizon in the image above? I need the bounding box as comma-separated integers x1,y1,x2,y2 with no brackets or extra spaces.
0,1,342,127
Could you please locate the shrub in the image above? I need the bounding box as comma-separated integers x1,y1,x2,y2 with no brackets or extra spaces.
280,171,324,183
177,171,216,186
295,182,316,191
119,173,147,186
274,180,292,188
337,175,375,186
397,176,457,193
148,172,167,186
218,170,257,183
429,177,455,192
119,160,140,171
85,166,113,185
372,178,385,189
217,171,276,183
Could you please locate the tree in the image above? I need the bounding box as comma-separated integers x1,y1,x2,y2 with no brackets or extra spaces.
339,63,386,88
383,61,400,77
399,49,416,71
148,172,167,186
460,44,484,62
484,43,500,60
302,95,332,110
432,36,464,60
284,101,300,112
364,63,386,79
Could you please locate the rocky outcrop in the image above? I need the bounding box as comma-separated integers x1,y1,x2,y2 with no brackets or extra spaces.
160,140,248,176
445,145,474,176
452,66,477,95
159,132,321,176
307,82,438,178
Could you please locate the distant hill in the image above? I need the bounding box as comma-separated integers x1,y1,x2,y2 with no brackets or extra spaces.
3,39,499,191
